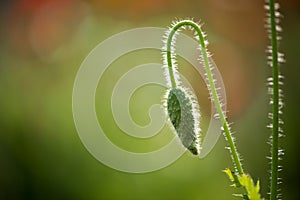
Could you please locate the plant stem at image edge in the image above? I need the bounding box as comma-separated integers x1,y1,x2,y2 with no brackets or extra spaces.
267,0,284,199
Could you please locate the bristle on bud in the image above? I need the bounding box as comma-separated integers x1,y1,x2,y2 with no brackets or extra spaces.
164,87,201,155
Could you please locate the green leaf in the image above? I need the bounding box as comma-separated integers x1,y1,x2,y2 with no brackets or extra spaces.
223,168,234,182
238,174,263,200
223,168,241,187
224,169,264,200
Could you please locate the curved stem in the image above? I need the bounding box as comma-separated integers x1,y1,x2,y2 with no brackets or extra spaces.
268,0,279,199
166,28,178,88
166,20,243,175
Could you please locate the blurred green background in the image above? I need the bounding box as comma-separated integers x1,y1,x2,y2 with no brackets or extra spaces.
0,0,299,199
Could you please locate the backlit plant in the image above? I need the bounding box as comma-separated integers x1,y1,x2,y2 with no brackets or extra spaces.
161,0,284,199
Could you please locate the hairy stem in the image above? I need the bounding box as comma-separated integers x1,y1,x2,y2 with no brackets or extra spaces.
269,0,279,199
166,26,178,88
166,20,243,175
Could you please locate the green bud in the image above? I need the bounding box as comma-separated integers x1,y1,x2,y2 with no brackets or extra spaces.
167,87,200,155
